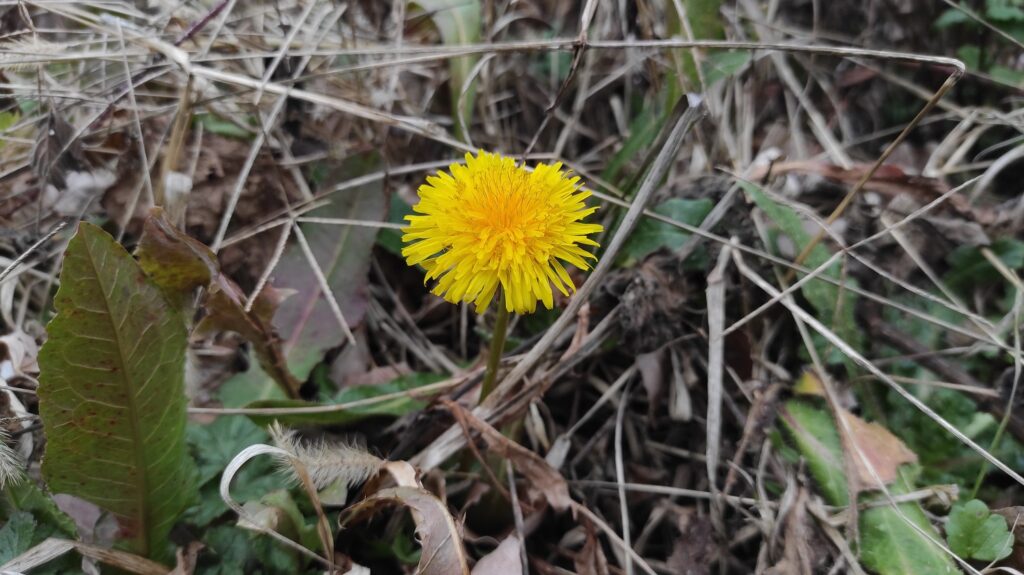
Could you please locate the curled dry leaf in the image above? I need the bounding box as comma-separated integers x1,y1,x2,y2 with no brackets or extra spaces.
446,401,571,512
471,535,524,575
338,486,470,575
0,537,169,575
839,411,918,489
574,521,610,575
193,280,300,398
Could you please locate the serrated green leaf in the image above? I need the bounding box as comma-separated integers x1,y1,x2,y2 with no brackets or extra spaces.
202,524,300,574
947,499,1014,561
38,222,196,560
188,417,268,487
0,511,36,563
617,198,713,266
184,417,284,528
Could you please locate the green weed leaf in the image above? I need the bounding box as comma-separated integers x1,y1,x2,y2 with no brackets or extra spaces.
0,511,36,563
947,499,1014,562
780,399,958,575
618,198,713,266
739,180,863,363
38,222,196,559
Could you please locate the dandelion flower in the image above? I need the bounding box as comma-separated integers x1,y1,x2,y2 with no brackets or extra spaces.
402,151,603,314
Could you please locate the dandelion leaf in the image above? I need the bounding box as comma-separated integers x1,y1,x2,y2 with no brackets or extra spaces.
38,222,195,559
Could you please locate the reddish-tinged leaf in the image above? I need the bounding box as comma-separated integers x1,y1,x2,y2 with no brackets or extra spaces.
195,281,301,398
135,207,217,304
38,222,195,559
136,209,301,398
840,410,918,489
446,401,570,512
269,155,386,381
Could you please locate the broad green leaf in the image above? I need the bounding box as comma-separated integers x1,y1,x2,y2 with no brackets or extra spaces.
617,198,713,266
779,400,849,504
739,180,862,362
228,154,386,399
0,111,18,135
244,372,443,427
934,7,971,28
780,399,958,575
946,499,1014,561
859,468,959,575
987,0,1024,22
956,45,982,70
38,222,196,560
409,0,481,140
0,511,35,563
990,65,1024,88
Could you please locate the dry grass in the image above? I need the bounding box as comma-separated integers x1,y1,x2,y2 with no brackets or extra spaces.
2,0,1023,573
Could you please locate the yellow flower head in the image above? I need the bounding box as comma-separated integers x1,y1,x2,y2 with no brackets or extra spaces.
402,151,603,314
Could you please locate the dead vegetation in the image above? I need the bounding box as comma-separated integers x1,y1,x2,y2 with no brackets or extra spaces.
2,0,1024,573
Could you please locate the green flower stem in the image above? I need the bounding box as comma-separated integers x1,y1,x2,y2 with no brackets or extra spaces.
479,295,510,404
